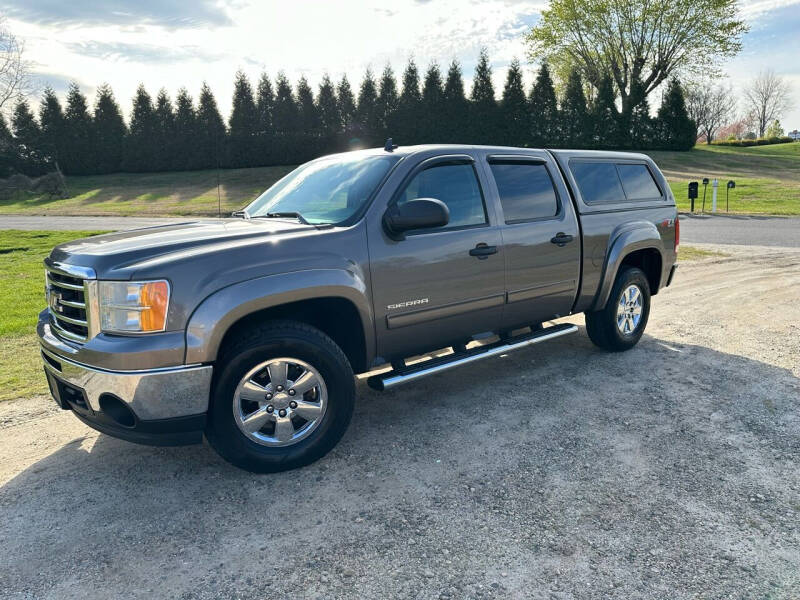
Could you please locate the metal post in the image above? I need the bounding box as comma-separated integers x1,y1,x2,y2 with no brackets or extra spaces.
711,179,718,213
701,178,709,213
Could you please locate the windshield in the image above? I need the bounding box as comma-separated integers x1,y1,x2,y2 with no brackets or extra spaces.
245,154,401,224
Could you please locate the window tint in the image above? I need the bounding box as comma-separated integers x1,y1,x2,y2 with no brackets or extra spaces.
399,163,486,229
617,164,661,199
569,161,625,204
490,162,558,222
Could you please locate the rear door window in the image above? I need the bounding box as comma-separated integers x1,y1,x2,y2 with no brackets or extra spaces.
569,161,625,204
489,161,559,222
617,164,662,199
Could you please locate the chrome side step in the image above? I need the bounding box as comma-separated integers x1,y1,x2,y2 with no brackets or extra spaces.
367,323,578,391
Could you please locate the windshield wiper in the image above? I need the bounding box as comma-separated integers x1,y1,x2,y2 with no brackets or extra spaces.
255,211,310,225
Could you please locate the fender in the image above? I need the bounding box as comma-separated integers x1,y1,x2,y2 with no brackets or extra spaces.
184,268,374,365
591,221,664,311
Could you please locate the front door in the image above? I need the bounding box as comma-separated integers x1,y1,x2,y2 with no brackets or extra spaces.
479,154,581,329
368,155,505,360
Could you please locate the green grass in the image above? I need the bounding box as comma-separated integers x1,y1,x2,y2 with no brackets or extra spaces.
0,230,106,402
646,143,800,215
0,143,798,217
0,165,294,217
678,245,729,261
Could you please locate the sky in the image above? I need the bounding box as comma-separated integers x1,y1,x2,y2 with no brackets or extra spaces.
3,0,800,131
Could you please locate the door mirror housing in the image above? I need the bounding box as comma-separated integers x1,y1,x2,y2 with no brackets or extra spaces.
383,198,449,240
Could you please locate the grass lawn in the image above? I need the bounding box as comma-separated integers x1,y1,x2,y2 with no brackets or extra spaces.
678,246,729,261
646,143,800,215
0,230,106,402
0,143,797,217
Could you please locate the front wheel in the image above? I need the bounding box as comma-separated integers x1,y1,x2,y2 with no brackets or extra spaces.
206,321,355,472
585,267,651,352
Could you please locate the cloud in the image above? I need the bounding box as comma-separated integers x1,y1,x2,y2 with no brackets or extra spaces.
0,0,232,28
65,41,225,64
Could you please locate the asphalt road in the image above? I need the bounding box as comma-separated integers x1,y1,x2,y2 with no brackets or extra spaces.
3,213,798,247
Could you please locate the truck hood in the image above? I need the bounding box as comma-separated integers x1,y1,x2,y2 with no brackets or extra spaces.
49,218,321,278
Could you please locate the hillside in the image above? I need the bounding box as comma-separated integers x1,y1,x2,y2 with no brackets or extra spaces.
1,144,798,216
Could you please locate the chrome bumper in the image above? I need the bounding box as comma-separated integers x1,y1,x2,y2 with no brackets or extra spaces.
40,347,212,421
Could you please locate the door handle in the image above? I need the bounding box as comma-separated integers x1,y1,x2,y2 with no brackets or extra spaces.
550,233,574,246
469,243,498,259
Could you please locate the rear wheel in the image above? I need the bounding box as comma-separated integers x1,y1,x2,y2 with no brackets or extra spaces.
585,267,650,352
206,321,355,472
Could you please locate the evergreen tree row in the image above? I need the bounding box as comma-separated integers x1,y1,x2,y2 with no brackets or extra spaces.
2,51,695,178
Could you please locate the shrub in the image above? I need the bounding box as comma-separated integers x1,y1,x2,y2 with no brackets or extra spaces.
711,136,794,147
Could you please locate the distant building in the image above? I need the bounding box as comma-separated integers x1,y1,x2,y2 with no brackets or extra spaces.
789,129,800,141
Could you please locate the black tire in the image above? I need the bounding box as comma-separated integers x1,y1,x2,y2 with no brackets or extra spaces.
585,267,651,352
206,320,355,473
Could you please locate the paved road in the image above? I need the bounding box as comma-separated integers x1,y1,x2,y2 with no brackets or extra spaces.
2,213,798,247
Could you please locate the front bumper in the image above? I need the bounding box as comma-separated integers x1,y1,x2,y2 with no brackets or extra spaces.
38,316,213,446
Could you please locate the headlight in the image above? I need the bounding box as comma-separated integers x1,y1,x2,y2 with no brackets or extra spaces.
98,280,170,333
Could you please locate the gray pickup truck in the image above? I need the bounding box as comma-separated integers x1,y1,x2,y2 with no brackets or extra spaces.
38,144,678,472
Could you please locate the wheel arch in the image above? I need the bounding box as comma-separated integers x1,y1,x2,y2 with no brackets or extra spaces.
592,222,665,311
185,269,374,373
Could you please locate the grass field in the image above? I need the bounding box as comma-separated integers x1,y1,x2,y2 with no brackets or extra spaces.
0,143,798,217
0,229,725,403
0,230,105,402
646,143,800,215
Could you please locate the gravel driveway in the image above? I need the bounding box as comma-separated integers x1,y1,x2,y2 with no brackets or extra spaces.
1,244,798,599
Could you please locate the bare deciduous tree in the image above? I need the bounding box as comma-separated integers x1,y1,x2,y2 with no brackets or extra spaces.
0,18,33,116
685,83,737,144
743,70,794,138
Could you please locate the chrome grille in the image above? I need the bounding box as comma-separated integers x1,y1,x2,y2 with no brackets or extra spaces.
45,262,95,343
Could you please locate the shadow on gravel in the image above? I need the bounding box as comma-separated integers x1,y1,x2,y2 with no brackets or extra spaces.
2,328,798,599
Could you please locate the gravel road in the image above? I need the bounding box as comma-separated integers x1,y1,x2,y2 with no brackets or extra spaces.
1,244,798,599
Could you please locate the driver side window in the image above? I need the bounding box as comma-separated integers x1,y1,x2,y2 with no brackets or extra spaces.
398,162,487,230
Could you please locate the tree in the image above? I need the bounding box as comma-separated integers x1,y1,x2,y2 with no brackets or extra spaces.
296,76,319,133
196,82,226,169
500,59,528,146
525,0,747,114
655,78,695,150
229,71,259,166
743,70,794,138
11,99,44,172
396,59,422,143
62,83,93,175
685,82,736,143
355,68,379,141
38,87,66,167
153,89,176,170
626,79,653,149
272,72,298,134
174,88,199,171
376,65,399,139
589,74,621,148
316,74,340,137
0,18,33,116
255,73,275,135
420,63,444,143
0,112,15,176
92,84,126,173
337,75,356,135
765,119,784,138
442,60,469,143
529,62,559,146
559,68,590,147
470,48,497,143
125,84,157,171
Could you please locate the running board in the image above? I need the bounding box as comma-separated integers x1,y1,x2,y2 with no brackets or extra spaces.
367,323,578,391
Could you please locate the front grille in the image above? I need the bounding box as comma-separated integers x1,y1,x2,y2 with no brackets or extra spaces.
45,266,89,343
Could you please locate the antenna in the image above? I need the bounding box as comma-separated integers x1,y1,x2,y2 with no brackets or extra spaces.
384,137,398,152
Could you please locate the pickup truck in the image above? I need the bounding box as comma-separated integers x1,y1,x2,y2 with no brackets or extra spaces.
38,144,678,472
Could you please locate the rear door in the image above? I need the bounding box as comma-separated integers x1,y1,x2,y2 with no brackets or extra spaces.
367,153,505,360
478,151,581,329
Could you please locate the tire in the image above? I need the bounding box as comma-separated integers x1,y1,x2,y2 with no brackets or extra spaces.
206,320,355,473
585,267,651,352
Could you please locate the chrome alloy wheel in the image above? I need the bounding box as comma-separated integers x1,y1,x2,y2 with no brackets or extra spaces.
616,284,643,335
233,358,328,447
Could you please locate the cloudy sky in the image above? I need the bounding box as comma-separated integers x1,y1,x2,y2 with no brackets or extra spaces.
3,0,800,129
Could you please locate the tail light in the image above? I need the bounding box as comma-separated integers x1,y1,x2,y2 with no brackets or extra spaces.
674,218,680,253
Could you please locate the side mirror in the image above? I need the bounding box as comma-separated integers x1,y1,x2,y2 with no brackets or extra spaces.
383,198,449,240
